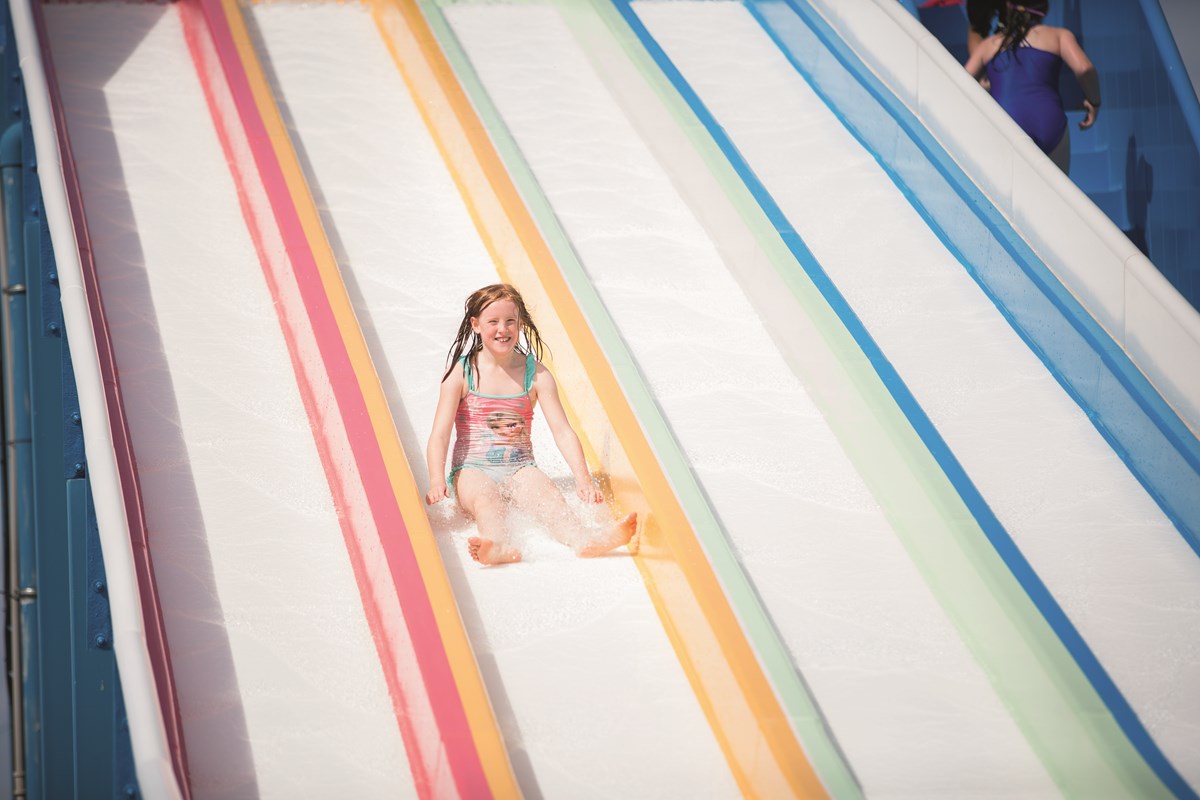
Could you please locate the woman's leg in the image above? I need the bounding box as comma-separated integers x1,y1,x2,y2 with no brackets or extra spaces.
455,469,521,564
505,467,637,557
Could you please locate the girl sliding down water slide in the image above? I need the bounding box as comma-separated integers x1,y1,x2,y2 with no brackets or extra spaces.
425,284,638,565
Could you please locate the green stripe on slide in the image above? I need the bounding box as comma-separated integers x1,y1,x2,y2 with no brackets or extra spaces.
421,0,860,795
581,1,1166,797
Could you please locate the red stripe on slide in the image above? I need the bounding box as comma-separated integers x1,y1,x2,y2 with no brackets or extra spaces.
180,1,490,796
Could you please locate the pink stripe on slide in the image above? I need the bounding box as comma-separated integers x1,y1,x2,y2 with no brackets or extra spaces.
179,1,491,797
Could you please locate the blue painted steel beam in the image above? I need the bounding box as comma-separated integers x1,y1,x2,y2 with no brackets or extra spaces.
1,4,139,792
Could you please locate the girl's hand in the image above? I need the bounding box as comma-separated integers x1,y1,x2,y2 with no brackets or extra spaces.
426,482,449,505
576,479,603,504
1080,99,1099,130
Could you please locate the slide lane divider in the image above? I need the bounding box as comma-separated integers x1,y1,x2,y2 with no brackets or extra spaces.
609,0,1174,796
551,1,865,797
178,1,516,797
380,0,826,796
601,1,1165,796
791,1,1200,561
759,2,1192,795
20,0,192,795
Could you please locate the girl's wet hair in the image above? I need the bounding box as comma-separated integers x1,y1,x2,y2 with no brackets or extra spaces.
442,283,548,382
1000,0,1049,54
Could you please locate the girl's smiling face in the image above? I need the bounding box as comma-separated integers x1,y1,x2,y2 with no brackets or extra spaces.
471,299,520,357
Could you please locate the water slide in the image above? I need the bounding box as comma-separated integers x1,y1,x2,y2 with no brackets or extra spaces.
14,0,1200,797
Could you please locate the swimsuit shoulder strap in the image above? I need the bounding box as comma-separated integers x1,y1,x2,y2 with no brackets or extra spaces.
461,353,533,395
524,352,536,393
460,355,476,393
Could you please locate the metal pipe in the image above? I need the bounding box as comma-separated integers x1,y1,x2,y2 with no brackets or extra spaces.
1,119,30,800
1138,0,1200,168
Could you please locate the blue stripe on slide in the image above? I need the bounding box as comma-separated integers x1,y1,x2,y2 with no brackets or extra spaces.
767,0,1200,556
748,7,1197,796
611,1,1197,797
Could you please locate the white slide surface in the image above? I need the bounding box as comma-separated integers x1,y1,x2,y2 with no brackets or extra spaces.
44,5,412,798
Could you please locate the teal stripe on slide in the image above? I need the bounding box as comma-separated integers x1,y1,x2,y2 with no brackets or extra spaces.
546,4,861,795
606,0,1174,797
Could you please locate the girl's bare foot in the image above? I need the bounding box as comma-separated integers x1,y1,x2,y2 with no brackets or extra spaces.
576,512,638,558
469,536,522,565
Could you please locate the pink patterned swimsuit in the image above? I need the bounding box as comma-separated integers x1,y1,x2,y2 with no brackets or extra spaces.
449,353,537,487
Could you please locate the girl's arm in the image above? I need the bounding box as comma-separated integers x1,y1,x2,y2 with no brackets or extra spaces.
964,34,1000,79
1058,28,1100,129
425,368,464,505
534,365,602,504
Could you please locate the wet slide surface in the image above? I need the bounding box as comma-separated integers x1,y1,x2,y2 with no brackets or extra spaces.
43,3,413,798
442,1,1056,796
631,0,1200,793
38,0,1200,797
247,3,732,797
46,0,733,797
441,0,1200,795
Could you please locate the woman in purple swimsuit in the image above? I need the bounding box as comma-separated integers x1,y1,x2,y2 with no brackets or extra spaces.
964,1,1101,173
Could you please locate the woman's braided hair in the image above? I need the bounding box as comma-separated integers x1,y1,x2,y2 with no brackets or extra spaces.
1000,0,1049,54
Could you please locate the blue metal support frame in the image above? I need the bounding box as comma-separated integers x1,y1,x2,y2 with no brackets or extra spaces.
1,4,138,796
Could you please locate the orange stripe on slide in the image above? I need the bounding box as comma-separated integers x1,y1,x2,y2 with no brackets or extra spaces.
182,0,518,796
373,1,826,796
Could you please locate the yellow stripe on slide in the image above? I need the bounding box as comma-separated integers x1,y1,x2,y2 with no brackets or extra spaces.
372,1,827,795
220,1,521,795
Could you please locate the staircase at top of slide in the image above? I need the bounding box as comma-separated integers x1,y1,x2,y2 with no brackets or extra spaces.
18,0,1200,798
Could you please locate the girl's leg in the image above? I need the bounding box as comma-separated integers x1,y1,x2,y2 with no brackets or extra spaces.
1049,127,1071,174
505,467,637,557
455,469,521,564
